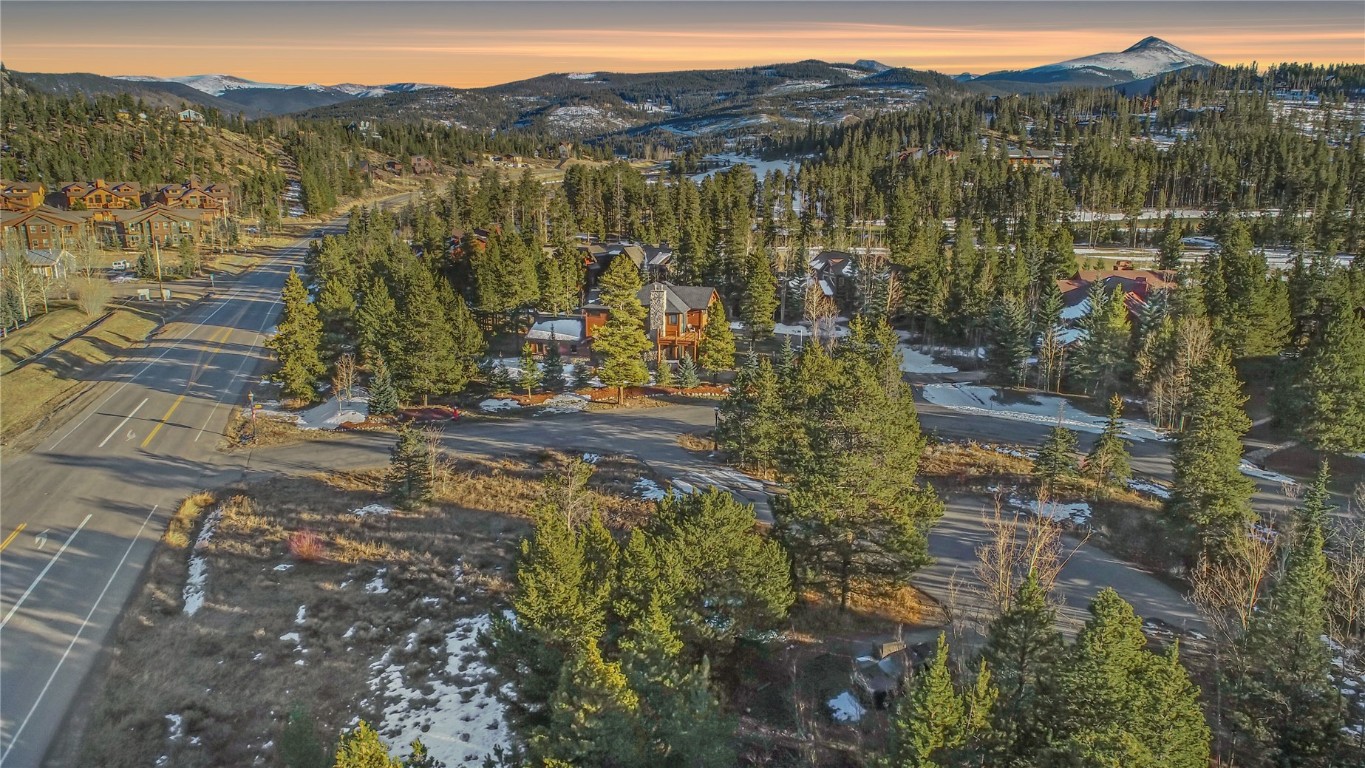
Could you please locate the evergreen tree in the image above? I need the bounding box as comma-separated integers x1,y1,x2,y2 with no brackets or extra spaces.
1298,300,1365,453
739,246,778,340
697,300,737,379
1033,422,1080,493
542,340,566,391
1052,589,1210,767
677,353,701,389
1158,214,1185,270
884,634,965,768
1072,284,1133,398
279,705,329,768
980,574,1065,766
985,295,1032,387
654,357,675,388
1084,395,1132,486
355,275,400,366
367,355,399,415
1225,462,1345,766
593,256,651,404
644,488,794,660
532,640,641,766
332,721,403,768
716,354,784,470
774,335,797,380
386,423,433,509
1166,349,1256,561
519,343,543,395
267,269,325,401
392,264,468,405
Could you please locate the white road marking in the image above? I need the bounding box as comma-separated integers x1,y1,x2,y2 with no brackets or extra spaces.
194,292,283,443
45,245,308,452
0,514,93,629
96,397,149,448
0,505,158,766
33,530,49,551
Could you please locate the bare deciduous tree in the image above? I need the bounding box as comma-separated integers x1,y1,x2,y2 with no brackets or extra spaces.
332,352,359,406
72,236,112,317
970,493,1080,623
1329,519,1365,655
1191,533,1278,644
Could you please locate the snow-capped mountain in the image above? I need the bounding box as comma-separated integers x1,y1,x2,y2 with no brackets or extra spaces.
973,37,1217,89
111,74,438,114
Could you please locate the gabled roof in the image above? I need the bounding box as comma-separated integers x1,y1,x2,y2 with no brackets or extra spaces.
0,206,82,227
114,204,197,226
637,282,717,314
525,317,585,342
1,181,45,194
25,248,73,267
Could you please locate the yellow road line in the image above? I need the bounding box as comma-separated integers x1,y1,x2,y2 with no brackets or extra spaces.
0,523,27,552
140,325,233,450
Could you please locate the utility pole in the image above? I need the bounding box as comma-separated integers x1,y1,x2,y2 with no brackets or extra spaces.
154,241,165,302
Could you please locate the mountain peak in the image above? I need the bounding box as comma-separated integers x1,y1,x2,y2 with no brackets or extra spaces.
1126,36,1179,53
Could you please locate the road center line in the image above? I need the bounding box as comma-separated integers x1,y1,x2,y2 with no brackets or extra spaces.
140,394,188,449
96,397,149,448
45,244,308,452
0,514,93,629
0,524,27,553
194,304,279,443
0,505,158,766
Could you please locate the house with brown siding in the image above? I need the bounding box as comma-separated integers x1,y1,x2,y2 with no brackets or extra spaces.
584,282,718,360
0,181,47,212
411,155,436,175
110,205,200,248
0,207,84,250
60,180,142,210
153,177,231,215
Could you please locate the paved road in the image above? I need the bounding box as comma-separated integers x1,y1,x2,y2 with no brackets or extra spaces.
0,230,329,767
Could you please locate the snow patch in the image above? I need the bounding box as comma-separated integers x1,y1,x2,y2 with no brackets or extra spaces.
581,453,601,464
1009,496,1093,526
827,691,866,723
921,384,1166,442
183,505,224,617
897,345,958,374
1238,460,1299,487
370,615,509,766
537,393,590,415
1127,478,1172,499
351,504,394,518
295,605,307,625
365,568,390,595
634,477,669,501
479,398,521,412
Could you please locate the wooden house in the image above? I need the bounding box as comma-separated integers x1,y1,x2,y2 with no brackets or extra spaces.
0,181,46,212
584,282,718,361
60,180,142,210
110,205,200,248
0,207,84,250
153,177,231,215
178,109,205,124
411,155,436,175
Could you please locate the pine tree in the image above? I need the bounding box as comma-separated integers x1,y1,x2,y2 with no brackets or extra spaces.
279,705,329,768
716,354,783,470
592,255,650,404
677,353,701,389
774,335,797,380
1225,462,1345,766
267,269,325,401
542,340,566,391
1072,284,1133,398
367,355,399,415
518,343,543,395
985,295,1031,387
740,245,778,340
1033,422,1080,492
884,634,965,768
386,423,433,509
1166,349,1256,561
697,300,736,379
393,263,467,405
1158,214,1185,270
654,357,674,388
1052,589,1210,767
980,574,1065,765
1084,395,1132,486
355,275,400,365
1298,300,1365,453
332,721,403,768
532,640,641,766
644,488,793,660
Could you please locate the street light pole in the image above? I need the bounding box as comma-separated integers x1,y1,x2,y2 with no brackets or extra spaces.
154,241,165,303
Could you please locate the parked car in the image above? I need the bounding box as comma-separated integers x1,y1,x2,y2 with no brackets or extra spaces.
110,260,131,271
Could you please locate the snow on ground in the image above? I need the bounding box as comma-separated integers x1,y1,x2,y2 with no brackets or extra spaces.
581,453,601,464
827,691,866,723
365,568,390,595
1127,478,1172,499
183,505,224,617
256,395,368,430
351,504,394,518
634,477,669,501
1008,496,1093,526
898,345,958,374
921,384,1166,442
479,398,522,412
537,393,590,415
1238,460,1299,487
295,605,307,625
371,615,509,766
690,153,802,183
279,631,301,645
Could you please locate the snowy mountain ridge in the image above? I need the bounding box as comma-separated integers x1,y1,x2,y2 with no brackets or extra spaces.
114,74,437,98
1031,36,1217,80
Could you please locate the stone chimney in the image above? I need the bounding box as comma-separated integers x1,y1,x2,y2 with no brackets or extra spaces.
648,283,666,341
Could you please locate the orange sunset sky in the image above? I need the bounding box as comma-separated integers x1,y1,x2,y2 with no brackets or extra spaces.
2,1,1362,86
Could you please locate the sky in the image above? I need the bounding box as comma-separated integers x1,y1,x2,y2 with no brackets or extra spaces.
1,1,1361,87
